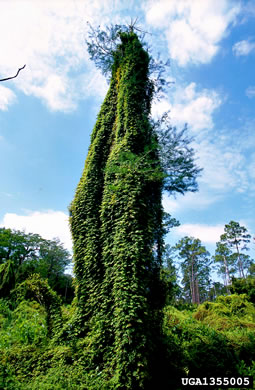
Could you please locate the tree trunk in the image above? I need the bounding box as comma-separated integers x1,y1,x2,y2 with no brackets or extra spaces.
191,258,196,304
195,276,200,304
235,243,245,278
223,255,231,293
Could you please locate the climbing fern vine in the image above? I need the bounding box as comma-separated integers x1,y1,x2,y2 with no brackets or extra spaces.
69,31,166,388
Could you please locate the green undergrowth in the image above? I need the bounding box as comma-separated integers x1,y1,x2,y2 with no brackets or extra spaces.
164,294,255,381
0,294,255,389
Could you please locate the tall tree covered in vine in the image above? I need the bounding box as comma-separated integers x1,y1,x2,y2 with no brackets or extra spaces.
69,24,201,389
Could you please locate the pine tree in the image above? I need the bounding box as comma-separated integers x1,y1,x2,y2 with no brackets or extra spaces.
213,242,233,292
175,237,211,304
220,221,251,278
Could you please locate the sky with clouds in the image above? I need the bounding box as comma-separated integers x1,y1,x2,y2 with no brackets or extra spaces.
0,0,254,270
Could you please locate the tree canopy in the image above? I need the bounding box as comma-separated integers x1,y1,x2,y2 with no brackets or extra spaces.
0,228,73,302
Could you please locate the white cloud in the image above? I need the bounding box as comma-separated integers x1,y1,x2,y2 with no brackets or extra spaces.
28,74,77,112
175,223,224,244
0,85,16,111
195,138,250,192
162,190,221,214
151,99,171,119
145,0,240,66
0,210,72,252
232,39,255,56
172,83,221,132
162,118,255,216
243,1,255,19
152,82,221,132
239,0,255,23
246,86,255,98
78,66,108,101
0,1,111,112
248,153,255,179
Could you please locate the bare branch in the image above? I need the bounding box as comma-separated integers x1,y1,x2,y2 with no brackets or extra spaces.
0,64,26,82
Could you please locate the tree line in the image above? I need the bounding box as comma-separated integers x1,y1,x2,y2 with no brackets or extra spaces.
0,227,74,303
1,218,253,308
163,220,254,305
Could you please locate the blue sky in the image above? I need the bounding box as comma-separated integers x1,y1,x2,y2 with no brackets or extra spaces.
0,0,254,274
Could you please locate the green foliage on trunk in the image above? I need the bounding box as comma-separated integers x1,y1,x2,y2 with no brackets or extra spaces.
69,31,166,388
69,65,118,333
